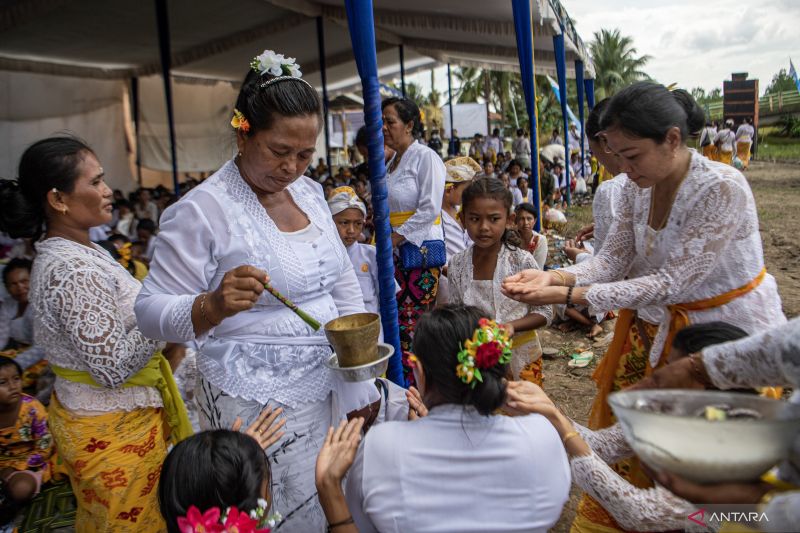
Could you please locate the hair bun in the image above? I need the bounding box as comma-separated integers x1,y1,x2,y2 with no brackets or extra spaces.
0,178,42,239
671,89,705,136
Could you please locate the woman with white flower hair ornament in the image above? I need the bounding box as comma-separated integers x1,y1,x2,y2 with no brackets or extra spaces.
135,50,377,532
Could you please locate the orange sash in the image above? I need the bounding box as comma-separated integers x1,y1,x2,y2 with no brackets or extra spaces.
665,267,766,356
589,267,768,429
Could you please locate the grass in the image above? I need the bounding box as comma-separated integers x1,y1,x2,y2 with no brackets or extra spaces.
756,134,800,161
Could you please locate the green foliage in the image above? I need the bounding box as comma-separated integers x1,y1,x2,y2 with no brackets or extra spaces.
589,29,651,99
777,114,800,138
765,69,796,96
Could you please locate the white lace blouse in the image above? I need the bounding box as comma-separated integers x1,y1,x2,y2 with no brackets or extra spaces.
592,174,626,252
562,151,785,366
135,161,365,408
448,245,553,378
571,423,714,531
30,238,163,413
387,140,446,247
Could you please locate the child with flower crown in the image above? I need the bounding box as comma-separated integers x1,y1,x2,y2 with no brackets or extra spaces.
446,178,553,385
344,305,570,532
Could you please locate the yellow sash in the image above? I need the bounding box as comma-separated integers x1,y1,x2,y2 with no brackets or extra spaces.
51,352,192,444
389,211,441,227
511,329,538,348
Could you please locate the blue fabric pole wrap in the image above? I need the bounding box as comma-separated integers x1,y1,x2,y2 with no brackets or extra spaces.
553,29,570,205
511,0,542,232
585,78,595,110
576,60,585,178
344,0,404,386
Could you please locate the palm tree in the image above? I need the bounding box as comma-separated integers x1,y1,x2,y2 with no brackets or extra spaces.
589,29,650,99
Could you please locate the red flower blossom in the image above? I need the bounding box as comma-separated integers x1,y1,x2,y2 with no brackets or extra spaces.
474,341,502,369
222,506,270,533
177,506,223,533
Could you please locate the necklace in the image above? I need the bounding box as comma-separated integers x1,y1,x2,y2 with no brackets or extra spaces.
645,155,692,255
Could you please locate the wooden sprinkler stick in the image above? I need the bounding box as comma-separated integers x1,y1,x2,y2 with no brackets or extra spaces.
263,282,321,331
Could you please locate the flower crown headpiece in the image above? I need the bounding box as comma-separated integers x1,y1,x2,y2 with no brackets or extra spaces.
456,318,513,388
231,49,313,133
177,500,281,533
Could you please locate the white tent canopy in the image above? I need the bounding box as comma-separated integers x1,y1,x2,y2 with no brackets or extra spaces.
0,0,593,182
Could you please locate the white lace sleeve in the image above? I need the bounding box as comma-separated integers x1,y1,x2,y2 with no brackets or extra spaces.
575,423,634,464
581,178,748,312
56,268,161,389
571,452,713,532
446,253,467,305
702,316,800,389
561,184,637,285
519,251,553,326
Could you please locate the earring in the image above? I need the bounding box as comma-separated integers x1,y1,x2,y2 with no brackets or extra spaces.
61,207,68,214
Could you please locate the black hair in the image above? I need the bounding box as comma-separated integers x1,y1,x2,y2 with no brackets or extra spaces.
234,68,322,136
586,98,610,138
115,199,132,210
600,81,705,142
108,234,131,245
137,219,156,234
515,202,538,220
95,240,120,260
516,176,528,187
672,322,748,354
2,258,32,288
0,356,22,377
355,125,368,148
412,305,506,415
507,159,522,170
381,97,423,137
0,136,95,240
159,430,269,533
516,128,524,136
492,128,500,136
461,178,521,248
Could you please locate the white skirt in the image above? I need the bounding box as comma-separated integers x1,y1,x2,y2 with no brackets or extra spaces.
195,376,333,532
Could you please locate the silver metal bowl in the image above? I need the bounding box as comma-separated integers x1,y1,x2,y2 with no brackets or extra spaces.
325,343,394,382
609,389,800,483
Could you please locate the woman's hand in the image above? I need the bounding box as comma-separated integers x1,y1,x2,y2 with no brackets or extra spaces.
502,283,568,306
407,386,428,420
232,406,286,450
206,265,269,323
391,232,405,248
502,323,516,338
576,223,594,242
644,465,771,505
504,381,560,420
501,269,554,299
315,418,365,489
628,357,707,391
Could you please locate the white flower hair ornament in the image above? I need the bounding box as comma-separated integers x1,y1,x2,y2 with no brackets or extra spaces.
250,50,310,90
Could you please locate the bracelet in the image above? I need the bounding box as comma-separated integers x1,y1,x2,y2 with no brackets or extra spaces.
200,293,221,327
562,431,580,444
566,286,575,308
327,517,354,531
551,270,567,286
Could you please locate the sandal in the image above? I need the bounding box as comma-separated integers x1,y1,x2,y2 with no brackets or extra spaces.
568,351,593,368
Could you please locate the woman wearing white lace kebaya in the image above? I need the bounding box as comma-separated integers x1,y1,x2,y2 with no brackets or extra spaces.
0,137,191,532
135,51,371,532
505,322,754,532
502,82,785,532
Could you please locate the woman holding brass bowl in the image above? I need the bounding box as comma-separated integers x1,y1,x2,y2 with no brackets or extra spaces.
135,51,371,532
381,97,446,384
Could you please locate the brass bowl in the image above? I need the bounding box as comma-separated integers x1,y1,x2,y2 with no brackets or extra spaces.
324,313,380,367
326,343,394,382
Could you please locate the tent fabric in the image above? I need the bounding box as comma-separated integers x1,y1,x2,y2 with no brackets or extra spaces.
0,71,135,191
0,0,594,83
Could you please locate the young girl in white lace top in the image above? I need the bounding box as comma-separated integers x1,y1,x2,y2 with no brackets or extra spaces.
447,178,552,385
0,137,170,531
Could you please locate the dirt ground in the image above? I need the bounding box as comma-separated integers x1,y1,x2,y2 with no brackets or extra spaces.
544,159,800,532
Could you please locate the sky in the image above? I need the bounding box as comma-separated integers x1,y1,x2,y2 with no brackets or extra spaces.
405,0,799,97
562,0,798,95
